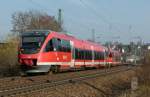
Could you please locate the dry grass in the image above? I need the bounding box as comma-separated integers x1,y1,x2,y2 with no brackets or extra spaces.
119,51,150,97
119,85,150,97
17,69,136,97
0,36,19,77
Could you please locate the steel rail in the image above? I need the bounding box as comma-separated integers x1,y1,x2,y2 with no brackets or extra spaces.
0,65,125,90
0,66,134,97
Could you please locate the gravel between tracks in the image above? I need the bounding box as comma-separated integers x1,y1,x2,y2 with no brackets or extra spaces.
0,66,124,90
0,65,135,97
14,66,136,97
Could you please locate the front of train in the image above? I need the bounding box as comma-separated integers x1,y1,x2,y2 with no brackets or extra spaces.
18,30,50,74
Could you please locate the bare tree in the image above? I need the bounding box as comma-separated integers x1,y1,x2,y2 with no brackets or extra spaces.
12,10,62,33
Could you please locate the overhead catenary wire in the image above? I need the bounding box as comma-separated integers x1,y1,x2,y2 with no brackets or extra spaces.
79,0,121,33
27,0,52,13
26,0,111,30
26,0,122,41
79,0,110,25
26,0,110,28
26,0,94,35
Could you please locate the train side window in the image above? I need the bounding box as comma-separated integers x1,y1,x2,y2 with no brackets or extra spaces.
94,51,97,60
87,50,89,60
90,50,92,60
95,51,98,60
45,39,54,52
87,50,91,60
101,52,105,60
79,49,81,59
74,48,85,60
83,50,85,60
81,50,84,59
84,50,87,60
85,50,91,60
99,52,101,60
61,39,71,52
78,49,81,59
86,50,88,60
98,52,100,60
75,48,78,59
98,52,100,59
57,38,62,51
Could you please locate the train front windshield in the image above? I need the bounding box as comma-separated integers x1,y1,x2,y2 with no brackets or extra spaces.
21,32,47,54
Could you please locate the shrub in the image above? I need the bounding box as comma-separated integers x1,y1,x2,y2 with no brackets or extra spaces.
0,36,19,77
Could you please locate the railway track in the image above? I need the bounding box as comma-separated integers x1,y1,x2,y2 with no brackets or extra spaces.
0,65,135,97
0,76,21,83
0,65,127,90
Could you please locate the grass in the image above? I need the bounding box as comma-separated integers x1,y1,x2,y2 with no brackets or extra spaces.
119,85,150,97
119,51,150,97
0,36,19,77
17,69,136,97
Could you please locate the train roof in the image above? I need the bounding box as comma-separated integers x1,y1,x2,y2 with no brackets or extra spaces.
21,30,50,36
20,30,119,52
50,31,106,51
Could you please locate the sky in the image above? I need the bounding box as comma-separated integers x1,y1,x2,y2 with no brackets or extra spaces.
0,0,150,44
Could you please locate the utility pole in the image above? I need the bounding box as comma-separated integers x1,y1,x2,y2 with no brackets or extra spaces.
129,25,132,33
92,29,95,42
58,9,63,32
109,24,112,32
129,25,135,55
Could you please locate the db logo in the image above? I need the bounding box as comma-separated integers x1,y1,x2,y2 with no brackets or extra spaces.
63,56,67,59
28,56,31,58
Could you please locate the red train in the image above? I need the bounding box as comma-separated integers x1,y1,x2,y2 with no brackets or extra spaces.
18,30,121,73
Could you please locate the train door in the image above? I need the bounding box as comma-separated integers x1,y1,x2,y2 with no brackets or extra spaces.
70,41,75,68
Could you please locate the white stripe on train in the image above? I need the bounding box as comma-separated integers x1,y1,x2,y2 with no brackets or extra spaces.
37,61,120,66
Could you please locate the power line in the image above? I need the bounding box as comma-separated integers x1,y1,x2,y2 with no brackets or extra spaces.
79,0,113,25
79,0,121,33
27,0,110,29
26,0,121,37
80,0,109,24
26,0,93,34
27,0,51,12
